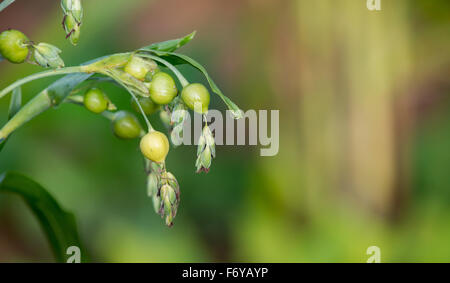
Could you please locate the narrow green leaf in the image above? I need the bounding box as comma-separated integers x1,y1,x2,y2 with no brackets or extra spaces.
8,87,22,119
0,87,21,151
0,171,85,262
0,0,15,13
139,31,196,53
0,62,97,153
143,51,243,119
47,73,93,106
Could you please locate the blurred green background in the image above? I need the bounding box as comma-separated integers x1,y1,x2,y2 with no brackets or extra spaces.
0,0,449,262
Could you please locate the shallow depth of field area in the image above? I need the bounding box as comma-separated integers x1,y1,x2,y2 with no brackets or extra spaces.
0,0,449,262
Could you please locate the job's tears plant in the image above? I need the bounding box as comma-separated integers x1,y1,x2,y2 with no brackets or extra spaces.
0,1,243,262
1,31,243,226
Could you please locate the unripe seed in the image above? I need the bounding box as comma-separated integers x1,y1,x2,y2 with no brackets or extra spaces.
140,131,170,163
181,83,210,114
148,72,178,105
112,111,143,139
131,97,158,115
0,29,30,64
124,56,158,81
84,88,108,114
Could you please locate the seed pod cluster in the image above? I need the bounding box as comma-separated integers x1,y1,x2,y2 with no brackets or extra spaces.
196,125,216,173
0,31,244,228
61,0,83,45
147,162,180,227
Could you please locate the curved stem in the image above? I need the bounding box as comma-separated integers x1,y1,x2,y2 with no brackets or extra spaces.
0,66,86,100
138,53,189,87
115,80,153,132
0,91,51,142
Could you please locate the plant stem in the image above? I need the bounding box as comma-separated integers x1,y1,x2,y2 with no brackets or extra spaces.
115,80,153,132
0,66,87,100
0,90,51,142
138,53,189,87
0,0,15,12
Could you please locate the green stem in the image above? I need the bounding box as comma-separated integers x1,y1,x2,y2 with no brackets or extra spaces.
0,66,86,100
101,111,116,121
0,91,51,142
101,70,153,132
0,0,15,12
138,53,189,87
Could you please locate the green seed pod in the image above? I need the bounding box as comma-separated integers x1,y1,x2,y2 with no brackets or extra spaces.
148,72,178,105
112,111,143,139
124,56,158,81
181,83,210,114
84,88,108,114
0,29,30,64
33,43,64,68
131,97,159,115
147,172,159,197
140,131,170,163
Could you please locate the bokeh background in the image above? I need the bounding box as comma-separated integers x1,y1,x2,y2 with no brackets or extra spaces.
0,0,449,262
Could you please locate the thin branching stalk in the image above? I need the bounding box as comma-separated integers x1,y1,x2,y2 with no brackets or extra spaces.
0,66,87,99
139,53,189,87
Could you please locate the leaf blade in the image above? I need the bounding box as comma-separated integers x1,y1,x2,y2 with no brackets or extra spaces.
0,171,85,262
8,87,22,119
139,31,196,53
